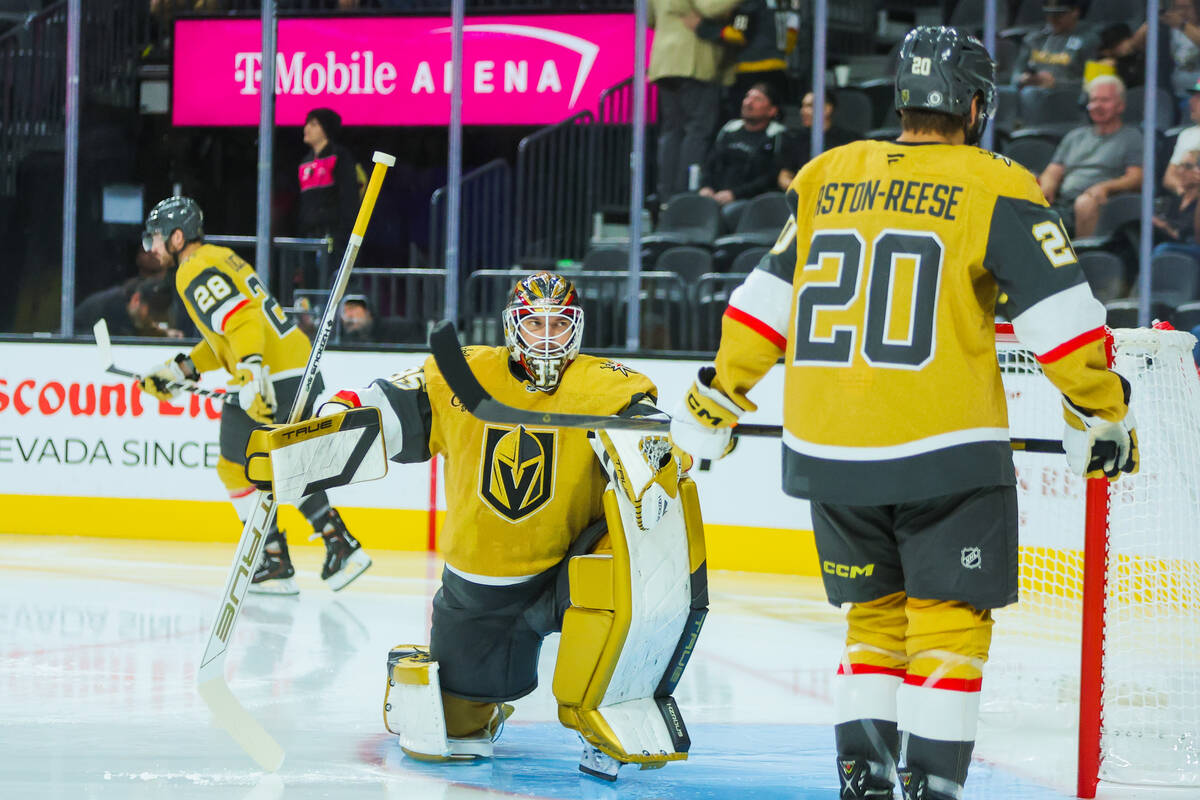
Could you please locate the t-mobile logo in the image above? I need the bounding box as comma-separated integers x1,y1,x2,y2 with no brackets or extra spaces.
234,51,398,96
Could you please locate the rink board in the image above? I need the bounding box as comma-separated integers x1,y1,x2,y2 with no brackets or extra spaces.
0,339,819,575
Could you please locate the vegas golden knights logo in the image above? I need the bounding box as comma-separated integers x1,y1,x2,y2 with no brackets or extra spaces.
479,425,556,521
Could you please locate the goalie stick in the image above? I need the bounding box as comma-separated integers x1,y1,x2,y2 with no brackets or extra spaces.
427,320,1066,454
93,318,235,404
195,151,395,772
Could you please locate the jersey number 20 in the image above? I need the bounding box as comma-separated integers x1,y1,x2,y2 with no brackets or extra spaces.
794,230,943,369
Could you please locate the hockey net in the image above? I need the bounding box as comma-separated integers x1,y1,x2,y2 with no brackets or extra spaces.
984,325,1200,797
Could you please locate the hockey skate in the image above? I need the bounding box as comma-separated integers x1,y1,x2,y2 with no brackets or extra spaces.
250,531,299,595
314,509,371,591
838,758,895,799
578,735,622,782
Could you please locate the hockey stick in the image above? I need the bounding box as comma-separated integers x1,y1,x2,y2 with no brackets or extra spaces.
93,318,235,404
427,320,1066,454
195,151,395,771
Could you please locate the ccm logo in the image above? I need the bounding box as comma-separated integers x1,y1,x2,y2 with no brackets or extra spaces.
281,418,334,440
823,561,875,579
686,395,724,426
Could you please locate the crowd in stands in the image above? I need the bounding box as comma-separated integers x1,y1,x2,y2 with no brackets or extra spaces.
612,0,1200,350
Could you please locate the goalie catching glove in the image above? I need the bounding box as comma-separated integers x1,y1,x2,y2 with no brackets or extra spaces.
669,366,743,461
245,406,388,502
1062,386,1139,481
138,353,198,402
229,354,277,423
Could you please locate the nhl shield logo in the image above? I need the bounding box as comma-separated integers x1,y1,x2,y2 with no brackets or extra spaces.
961,547,982,570
479,425,556,522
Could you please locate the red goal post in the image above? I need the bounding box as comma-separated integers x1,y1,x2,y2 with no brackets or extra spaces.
990,322,1200,798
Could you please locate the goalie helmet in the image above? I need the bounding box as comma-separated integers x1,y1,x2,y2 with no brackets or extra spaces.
503,271,584,391
143,196,204,252
895,26,996,143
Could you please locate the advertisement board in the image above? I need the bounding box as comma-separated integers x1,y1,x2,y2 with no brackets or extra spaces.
0,340,813,571
173,15,646,126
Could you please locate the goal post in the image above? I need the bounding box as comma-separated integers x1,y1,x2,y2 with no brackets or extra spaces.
988,324,1200,798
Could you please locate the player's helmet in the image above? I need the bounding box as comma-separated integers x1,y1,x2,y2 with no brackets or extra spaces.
502,271,584,391
142,196,204,252
895,26,997,143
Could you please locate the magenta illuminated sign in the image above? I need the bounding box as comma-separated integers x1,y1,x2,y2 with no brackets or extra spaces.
173,16,644,126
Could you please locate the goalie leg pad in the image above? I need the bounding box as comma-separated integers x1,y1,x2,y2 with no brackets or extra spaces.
384,645,499,761
552,466,708,769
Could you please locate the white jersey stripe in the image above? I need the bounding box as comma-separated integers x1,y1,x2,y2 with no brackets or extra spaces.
212,296,248,333
782,426,1010,462
1010,282,1106,360
444,562,539,586
727,269,793,340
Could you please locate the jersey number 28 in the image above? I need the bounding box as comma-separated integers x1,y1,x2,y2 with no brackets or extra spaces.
793,229,943,369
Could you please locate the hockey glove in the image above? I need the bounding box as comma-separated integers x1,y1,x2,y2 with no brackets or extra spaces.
1062,401,1139,481
138,353,198,402
229,355,277,424
670,366,742,461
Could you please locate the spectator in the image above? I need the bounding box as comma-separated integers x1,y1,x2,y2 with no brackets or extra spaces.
775,89,859,190
1153,149,1200,263
75,276,175,338
1012,0,1099,90
1166,79,1200,195
339,297,414,344
1037,76,1143,237
648,0,742,205
694,0,790,119
297,108,361,265
1112,0,1200,95
699,82,787,230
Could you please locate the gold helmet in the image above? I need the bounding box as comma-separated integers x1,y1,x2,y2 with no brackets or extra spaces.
502,271,584,391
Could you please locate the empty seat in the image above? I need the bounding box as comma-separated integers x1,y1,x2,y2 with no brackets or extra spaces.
641,193,720,264
1171,300,1200,332
1105,299,1175,328
993,85,1020,135
1124,87,1176,130
1150,251,1200,307
1078,250,1128,303
854,78,896,130
1003,136,1058,175
712,193,790,270
655,245,714,287
1019,85,1086,126
730,246,770,274
582,245,629,270
832,89,874,136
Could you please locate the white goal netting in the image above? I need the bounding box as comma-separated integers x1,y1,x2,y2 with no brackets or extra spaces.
984,327,1200,789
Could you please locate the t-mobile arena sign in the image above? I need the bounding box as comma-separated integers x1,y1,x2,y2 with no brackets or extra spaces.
173,15,645,126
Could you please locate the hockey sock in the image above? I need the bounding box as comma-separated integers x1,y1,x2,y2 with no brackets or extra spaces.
900,733,972,798
298,491,334,533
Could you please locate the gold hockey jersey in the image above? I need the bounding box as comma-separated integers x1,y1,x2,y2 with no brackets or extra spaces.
712,139,1128,504
174,244,311,378
338,346,658,578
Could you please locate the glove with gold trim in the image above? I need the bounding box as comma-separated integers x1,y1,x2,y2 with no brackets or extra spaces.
670,366,742,461
229,354,277,424
138,353,198,402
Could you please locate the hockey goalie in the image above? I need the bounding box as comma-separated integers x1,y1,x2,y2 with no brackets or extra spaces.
245,272,709,780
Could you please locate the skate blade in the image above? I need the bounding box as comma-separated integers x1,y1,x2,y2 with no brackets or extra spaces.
248,577,300,596
579,763,620,782
325,550,372,592
401,743,491,763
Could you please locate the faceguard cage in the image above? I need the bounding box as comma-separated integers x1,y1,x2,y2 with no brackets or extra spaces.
143,196,204,252
503,271,584,391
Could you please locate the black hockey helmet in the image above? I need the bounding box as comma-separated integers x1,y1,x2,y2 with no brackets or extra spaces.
894,26,996,132
143,196,204,252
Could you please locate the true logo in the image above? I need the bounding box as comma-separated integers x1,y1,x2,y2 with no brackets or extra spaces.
479,425,556,521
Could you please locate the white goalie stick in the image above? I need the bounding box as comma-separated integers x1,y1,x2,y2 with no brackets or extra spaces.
93,318,235,404
427,320,1066,454
195,151,396,772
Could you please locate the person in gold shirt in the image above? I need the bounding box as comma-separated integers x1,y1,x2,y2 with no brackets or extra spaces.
136,196,371,594
671,27,1138,800
296,272,704,779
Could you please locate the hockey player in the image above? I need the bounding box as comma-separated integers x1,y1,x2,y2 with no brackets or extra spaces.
670,27,1138,800
136,196,371,594
243,272,708,779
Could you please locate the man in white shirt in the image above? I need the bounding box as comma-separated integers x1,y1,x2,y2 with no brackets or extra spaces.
1165,79,1200,196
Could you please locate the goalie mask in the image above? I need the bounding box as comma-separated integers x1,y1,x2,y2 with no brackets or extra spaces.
503,272,584,391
